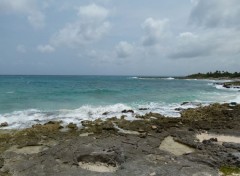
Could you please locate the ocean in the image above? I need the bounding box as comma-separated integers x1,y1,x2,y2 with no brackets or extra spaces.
0,75,239,129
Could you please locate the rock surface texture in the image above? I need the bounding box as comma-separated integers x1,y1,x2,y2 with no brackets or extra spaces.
1,103,240,176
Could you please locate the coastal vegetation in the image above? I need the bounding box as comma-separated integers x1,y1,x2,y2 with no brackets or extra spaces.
186,71,240,79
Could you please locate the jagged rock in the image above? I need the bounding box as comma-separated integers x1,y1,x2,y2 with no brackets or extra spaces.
175,108,184,111
139,108,149,111
138,129,145,133
67,123,78,130
44,121,62,125
122,110,134,113
230,102,237,106
120,115,126,120
139,132,147,138
223,143,240,150
0,157,3,168
102,122,115,130
81,120,92,127
102,112,109,115
202,138,218,145
0,122,8,127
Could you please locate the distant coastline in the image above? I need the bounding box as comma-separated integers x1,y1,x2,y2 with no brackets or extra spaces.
185,71,240,80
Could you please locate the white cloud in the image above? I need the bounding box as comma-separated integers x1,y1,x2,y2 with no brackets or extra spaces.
169,28,240,59
16,45,26,53
179,32,197,39
50,3,110,48
115,41,134,58
0,0,45,29
141,18,169,46
37,44,55,53
78,3,109,21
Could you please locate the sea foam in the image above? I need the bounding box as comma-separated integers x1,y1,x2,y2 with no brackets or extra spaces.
0,102,202,129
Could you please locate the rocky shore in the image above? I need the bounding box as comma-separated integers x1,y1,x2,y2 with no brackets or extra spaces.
1,103,240,176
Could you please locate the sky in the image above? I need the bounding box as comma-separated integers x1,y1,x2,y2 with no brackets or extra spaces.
0,0,240,76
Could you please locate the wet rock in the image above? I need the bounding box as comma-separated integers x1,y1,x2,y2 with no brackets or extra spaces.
102,112,109,115
202,138,217,145
122,109,134,113
148,112,164,118
138,129,146,133
44,121,62,125
102,122,115,131
223,143,240,150
0,122,8,127
139,108,149,111
229,102,237,107
139,132,148,138
67,123,78,130
81,120,93,127
120,115,126,120
181,102,189,105
175,108,184,111
0,157,3,168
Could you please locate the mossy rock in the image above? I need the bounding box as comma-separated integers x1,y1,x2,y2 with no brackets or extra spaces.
220,166,240,176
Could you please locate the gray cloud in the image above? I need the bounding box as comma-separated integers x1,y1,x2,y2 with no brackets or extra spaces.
190,0,240,28
50,3,110,48
37,44,55,53
141,18,169,46
169,32,214,59
115,41,134,58
0,0,45,28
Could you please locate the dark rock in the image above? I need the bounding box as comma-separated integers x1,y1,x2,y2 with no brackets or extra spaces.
139,132,147,138
67,123,78,130
102,122,115,131
139,108,149,111
122,109,134,113
229,102,237,106
147,112,164,118
0,158,3,169
0,122,8,127
44,121,61,125
210,138,218,142
175,108,184,111
188,128,194,131
223,143,240,150
102,112,109,115
181,102,189,105
138,129,145,133
81,120,92,127
202,138,217,145
120,115,126,120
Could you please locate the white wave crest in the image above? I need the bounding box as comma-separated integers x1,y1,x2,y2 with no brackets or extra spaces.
0,102,202,129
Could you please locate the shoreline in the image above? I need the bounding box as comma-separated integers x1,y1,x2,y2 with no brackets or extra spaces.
1,103,240,175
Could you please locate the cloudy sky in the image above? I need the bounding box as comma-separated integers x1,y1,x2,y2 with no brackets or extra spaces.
0,0,240,75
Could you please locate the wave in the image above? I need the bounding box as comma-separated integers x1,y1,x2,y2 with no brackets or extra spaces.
0,102,204,129
213,84,240,92
130,77,175,80
162,77,175,80
6,91,15,94
80,89,120,94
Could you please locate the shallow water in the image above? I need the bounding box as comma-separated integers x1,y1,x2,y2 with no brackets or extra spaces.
0,76,239,129
197,133,240,144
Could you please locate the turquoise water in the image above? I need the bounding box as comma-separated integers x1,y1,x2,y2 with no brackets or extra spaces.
0,76,239,129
